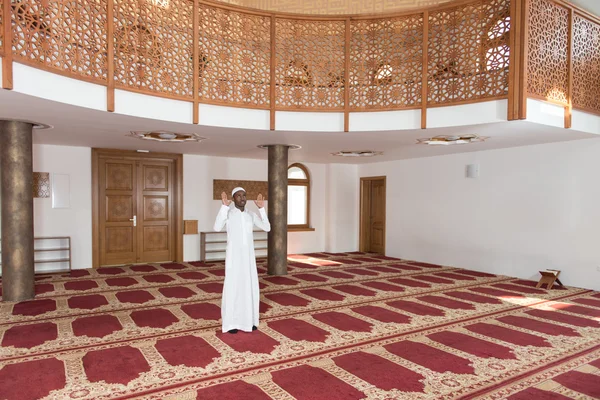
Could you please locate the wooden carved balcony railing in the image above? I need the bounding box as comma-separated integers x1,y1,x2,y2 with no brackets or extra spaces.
0,0,598,131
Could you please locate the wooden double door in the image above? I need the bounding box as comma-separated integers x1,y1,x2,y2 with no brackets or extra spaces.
360,176,386,254
93,149,183,267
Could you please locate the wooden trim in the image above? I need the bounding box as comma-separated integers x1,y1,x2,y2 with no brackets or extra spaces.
527,93,568,106
421,11,428,129
2,0,13,90
344,18,351,132
507,0,521,120
550,0,600,25
113,85,193,102
91,148,184,267
565,7,574,129
10,59,107,86
270,15,276,130
201,0,503,21
287,163,311,229
572,106,600,117
107,0,115,112
175,153,184,262
349,105,422,113
193,0,200,124
519,0,530,119
359,176,386,254
288,227,315,232
91,149,100,268
427,95,509,108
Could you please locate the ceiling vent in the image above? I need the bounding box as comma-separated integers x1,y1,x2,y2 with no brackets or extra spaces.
331,150,383,157
128,130,206,143
416,134,488,145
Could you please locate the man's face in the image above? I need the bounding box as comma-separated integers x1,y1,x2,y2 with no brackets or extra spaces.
233,190,247,209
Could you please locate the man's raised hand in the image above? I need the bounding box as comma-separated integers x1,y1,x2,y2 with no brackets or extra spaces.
221,192,231,206
254,193,264,208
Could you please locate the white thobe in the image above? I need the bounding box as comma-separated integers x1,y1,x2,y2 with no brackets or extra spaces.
213,204,271,332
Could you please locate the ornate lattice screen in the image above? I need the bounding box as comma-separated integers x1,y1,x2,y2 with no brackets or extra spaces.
526,0,569,104
198,5,271,108
572,15,600,114
427,0,510,105
275,19,346,110
113,0,193,98
11,0,108,83
350,15,423,111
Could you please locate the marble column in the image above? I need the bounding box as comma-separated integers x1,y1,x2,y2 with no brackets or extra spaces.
267,145,289,275
0,120,35,302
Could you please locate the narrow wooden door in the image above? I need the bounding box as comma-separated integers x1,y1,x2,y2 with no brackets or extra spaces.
97,154,175,266
360,177,386,254
99,158,138,266
369,179,386,254
137,160,173,263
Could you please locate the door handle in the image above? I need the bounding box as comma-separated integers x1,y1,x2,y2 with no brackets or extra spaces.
130,215,137,227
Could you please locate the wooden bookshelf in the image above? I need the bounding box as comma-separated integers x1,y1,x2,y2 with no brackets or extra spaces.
200,231,268,261
0,236,71,275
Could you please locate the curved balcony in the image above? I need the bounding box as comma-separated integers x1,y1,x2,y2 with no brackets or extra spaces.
0,0,598,132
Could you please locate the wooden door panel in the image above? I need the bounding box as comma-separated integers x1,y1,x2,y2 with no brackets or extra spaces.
143,165,169,191
105,163,134,190
143,226,169,252
105,227,135,253
99,159,137,265
106,195,134,222
138,160,173,263
143,196,168,221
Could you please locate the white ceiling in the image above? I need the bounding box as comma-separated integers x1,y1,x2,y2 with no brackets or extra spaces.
0,89,597,164
569,0,600,16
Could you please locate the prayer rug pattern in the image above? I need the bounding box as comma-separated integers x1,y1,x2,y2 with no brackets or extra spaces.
1,253,599,399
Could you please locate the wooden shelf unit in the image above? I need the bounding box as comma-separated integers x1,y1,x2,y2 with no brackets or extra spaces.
0,236,72,275
200,231,268,261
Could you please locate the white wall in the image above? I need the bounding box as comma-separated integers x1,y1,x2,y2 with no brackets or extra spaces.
182,156,356,260
325,164,359,252
33,145,93,270
359,137,600,291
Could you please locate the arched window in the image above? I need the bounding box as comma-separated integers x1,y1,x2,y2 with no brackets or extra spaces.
288,163,310,229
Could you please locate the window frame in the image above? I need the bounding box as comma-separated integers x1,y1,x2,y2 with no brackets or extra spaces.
287,163,312,230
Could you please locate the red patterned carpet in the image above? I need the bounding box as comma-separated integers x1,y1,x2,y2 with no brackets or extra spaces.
1,252,599,399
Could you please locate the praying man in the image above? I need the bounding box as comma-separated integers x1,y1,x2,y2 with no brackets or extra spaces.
213,187,271,334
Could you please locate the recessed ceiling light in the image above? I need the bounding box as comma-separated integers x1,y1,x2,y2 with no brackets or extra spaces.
128,130,206,143
331,150,383,157
417,134,488,145
257,144,302,150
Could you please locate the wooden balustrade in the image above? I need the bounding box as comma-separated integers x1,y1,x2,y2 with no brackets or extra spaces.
0,0,598,128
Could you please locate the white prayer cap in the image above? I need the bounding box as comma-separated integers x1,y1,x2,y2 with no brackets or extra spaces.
231,187,246,196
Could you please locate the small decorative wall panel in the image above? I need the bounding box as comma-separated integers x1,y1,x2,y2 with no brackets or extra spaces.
12,0,108,82
33,172,50,198
526,0,569,104
572,15,600,114
113,0,193,98
275,19,345,110
427,0,510,105
198,4,271,108
349,15,423,110
213,180,269,200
